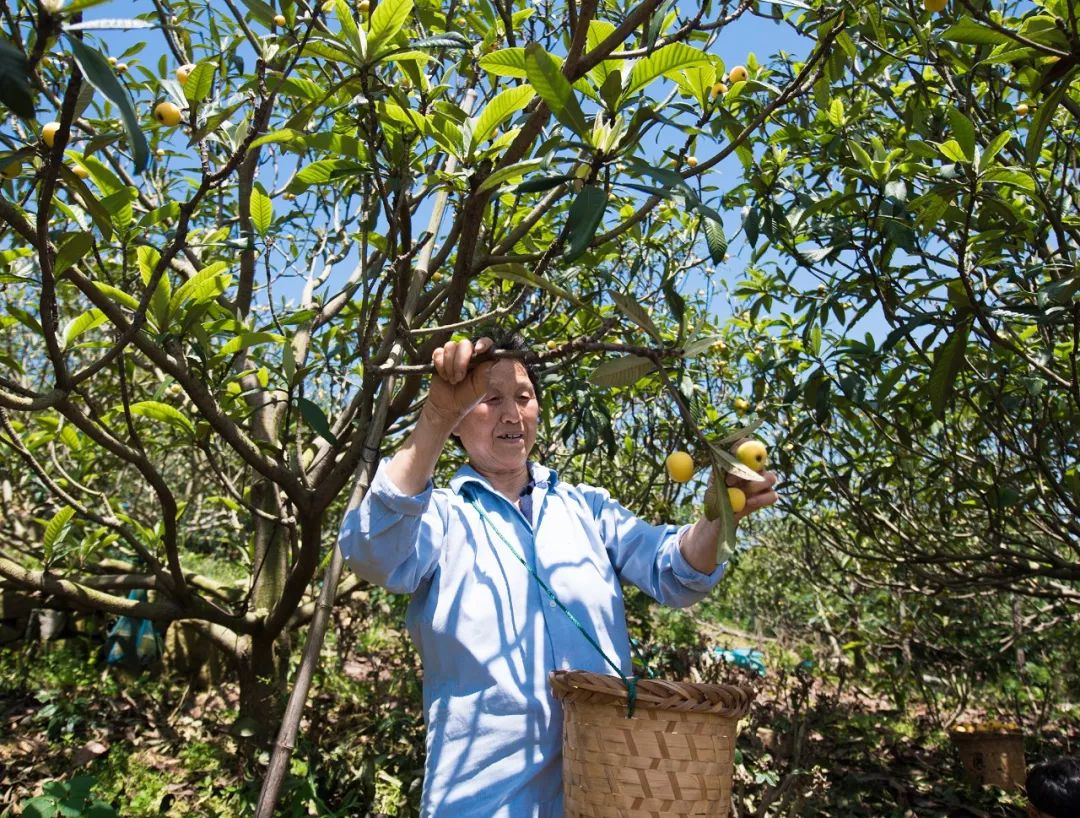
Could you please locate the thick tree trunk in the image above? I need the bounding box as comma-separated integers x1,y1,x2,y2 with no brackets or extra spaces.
237,629,289,737
238,479,291,736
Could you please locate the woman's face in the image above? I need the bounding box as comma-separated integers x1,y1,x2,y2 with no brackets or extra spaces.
454,359,539,477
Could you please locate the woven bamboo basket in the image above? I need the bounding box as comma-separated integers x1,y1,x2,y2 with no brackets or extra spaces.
949,729,1026,789
550,670,755,818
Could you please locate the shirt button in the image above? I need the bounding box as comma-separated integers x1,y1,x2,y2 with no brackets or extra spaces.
548,600,556,608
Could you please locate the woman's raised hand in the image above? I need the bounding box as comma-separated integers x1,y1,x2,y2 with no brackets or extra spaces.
424,337,495,428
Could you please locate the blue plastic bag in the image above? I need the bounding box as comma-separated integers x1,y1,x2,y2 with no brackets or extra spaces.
713,647,767,676
104,589,162,668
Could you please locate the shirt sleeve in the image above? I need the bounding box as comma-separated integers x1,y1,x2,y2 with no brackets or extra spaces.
337,459,446,594
579,484,726,608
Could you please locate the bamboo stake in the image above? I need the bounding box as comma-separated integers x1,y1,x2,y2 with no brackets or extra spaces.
254,90,478,818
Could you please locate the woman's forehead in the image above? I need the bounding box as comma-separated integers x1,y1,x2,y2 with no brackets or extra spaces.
487,359,533,389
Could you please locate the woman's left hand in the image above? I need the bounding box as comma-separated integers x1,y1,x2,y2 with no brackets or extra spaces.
726,468,779,523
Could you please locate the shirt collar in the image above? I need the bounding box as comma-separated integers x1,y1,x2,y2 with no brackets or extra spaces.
449,461,558,496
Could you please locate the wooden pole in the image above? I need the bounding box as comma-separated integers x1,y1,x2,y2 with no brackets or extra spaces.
254,90,477,818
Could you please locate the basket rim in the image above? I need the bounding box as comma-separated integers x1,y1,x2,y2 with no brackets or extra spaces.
949,729,1025,739
549,669,754,717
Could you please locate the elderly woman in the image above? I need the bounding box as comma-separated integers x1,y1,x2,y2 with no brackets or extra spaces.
338,335,778,818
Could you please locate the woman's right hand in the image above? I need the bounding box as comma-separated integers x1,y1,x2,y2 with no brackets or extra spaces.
423,337,495,429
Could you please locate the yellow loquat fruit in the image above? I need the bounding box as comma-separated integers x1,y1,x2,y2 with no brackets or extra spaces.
665,451,695,483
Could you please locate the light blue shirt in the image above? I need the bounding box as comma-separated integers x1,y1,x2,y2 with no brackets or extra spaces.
337,460,726,818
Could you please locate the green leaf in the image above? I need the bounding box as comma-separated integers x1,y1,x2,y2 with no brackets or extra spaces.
61,308,107,350
929,322,970,418
239,0,277,25
849,141,872,170
563,184,606,261
662,280,685,326
947,108,975,161
707,442,766,482
249,128,307,149
63,0,114,10
625,157,696,199
58,423,82,451
588,355,657,388
73,153,125,194
43,506,76,563
57,168,112,238
524,42,588,139
470,85,534,152
289,159,366,191
336,0,367,60
170,261,231,314
183,62,216,104
484,264,588,308
937,140,968,163
682,335,724,358
515,173,571,194
941,18,1011,46
298,397,340,446
185,98,245,146
137,245,171,329
100,187,135,231
608,290,661,342
478,47,529,78
128,400,195,435
475,158,546,194
644,0,674,53
64,35,148,173
1025,78,1070,165
702,216,727,264
88,280,139,310
707,466,737,562
0,38,34,118
301,37,356,66
715,418,766,447
215,330,284,360
703,470,722,521
978,131,1012,172
282,337,296,385
19,795,58,818
981,167,1035,192
827,97,845,128
585,20,619,87
138,201,180,228
9,305,42,335
624,43,711,99
249,182,273,236
368,0,413,58
54,231,94,277
63,776,95,805
404,32,471,51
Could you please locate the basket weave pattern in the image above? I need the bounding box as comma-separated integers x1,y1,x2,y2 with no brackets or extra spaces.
551,671,754,818
950,731,1026,789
